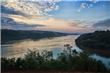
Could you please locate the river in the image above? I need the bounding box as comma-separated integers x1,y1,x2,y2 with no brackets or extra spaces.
1,35,110,68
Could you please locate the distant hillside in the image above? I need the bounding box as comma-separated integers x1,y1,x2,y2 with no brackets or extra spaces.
1,29,69,44
75,30,110,57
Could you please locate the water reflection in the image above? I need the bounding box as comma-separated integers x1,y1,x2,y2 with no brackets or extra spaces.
90,54,110,69
1,35,77,58
1,35,110,68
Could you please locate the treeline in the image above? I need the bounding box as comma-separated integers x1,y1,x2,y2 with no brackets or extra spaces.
75,30,110,57
76,30,110,50
1,45,109,72
1,29,68,44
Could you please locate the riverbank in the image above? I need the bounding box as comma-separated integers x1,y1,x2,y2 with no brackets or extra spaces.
1,49,109,72
75,30,110,57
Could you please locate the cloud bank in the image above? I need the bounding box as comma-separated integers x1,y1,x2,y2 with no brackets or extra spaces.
93,19,110,28
2,0,60,16
1,17,45,30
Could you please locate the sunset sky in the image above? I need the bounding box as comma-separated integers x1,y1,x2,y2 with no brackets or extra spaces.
1,0,110,33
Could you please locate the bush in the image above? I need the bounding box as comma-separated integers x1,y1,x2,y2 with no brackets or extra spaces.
1,46,108,72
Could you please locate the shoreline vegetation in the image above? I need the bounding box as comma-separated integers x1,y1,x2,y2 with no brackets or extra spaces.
1,44,110,72
75,30,110,57
1,30,110,72
1,29,79,44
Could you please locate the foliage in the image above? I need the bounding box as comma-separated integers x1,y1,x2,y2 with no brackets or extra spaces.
1,45,108,72
75,30,110,57
75,30,110,50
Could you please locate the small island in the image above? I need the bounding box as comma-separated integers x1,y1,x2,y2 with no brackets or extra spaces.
75,30,110,57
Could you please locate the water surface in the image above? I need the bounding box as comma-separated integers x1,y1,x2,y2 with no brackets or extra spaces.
1,35,110,68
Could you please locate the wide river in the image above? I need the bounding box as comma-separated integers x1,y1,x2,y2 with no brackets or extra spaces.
1,35,110,68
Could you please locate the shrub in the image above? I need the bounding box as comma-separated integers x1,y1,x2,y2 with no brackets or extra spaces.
1,47,108,72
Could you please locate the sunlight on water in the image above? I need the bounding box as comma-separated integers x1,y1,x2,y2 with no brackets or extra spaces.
1,35,78,58
1,35,110,68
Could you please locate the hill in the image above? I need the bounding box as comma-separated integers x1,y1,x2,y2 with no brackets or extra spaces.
75,30,110,57
1,29,68,44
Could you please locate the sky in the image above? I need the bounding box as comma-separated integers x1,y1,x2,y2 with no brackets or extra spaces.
1,0,110,33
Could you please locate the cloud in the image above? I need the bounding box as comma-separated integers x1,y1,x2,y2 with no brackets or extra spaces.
5,13,92,32
1,13,93,32
1,5,26,16
2,0,60,16
93,19,110,28
77,0,99,12
68,20,93,28
1,17,45,30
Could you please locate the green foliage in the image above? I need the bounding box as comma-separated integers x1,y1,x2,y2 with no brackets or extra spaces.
1,46,108,72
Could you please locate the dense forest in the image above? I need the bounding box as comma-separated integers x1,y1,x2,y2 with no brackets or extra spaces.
1,29,69,44
75,30,110,57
